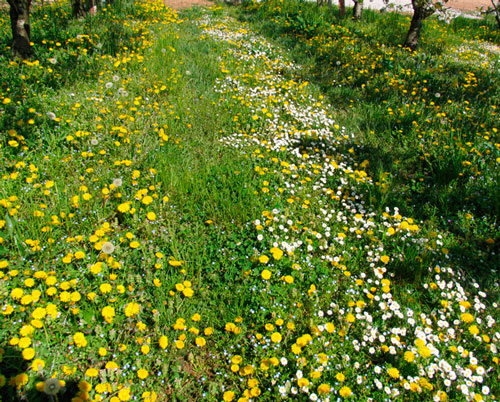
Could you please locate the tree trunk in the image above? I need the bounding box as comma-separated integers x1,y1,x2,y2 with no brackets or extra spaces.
353,0,363,19
72,0,86,17
7,0,32,59
492,0,500,29
404,2,433,51
339,0,345,17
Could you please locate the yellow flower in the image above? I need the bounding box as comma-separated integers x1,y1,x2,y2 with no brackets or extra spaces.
388,367,400,379
261,269,271,280
469,325,479,335
85,368,99,377
336,373,345,382
317,383,331,394
159,336,169,349
105,361,119,370
404,351,415,362
32,307,46,320
258,255,269,264
142,196,153,205
380,255,390,264
22,348,35,360
124,302,140,317
418,345,431,358
297,378,310,387
73,332,88,348
137,369,148,379
117,202,130,213
118,388,131,401
195,337,206,347
182,288,194,297
74,251,85,259
270,247,283,260
339,386,352,397
175,340,185,349
18,337,31,349
146,212,156,221
100,283,112,294
129,241,140,249
102,306,115,323
270,332,282,343
223,391,235,402
461,313,474,323
32,359,45,372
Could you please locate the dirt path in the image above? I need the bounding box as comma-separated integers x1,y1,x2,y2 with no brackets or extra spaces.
447,0,491,12
164,0,214,10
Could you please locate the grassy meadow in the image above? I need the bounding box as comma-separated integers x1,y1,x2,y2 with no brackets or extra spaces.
0,0,499,401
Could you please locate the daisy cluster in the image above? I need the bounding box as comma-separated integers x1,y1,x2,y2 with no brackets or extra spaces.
198,13,499,402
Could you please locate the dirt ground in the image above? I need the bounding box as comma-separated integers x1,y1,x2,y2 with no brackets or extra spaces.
447,0,492,12
163,0,493,12
164,0,214,10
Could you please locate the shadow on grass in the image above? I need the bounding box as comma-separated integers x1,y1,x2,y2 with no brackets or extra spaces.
234,1,500,286
0,345,81,401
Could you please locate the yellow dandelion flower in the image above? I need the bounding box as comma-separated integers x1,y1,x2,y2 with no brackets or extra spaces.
159,336,169,349
85,368,99,377
73,332,88,348
22,348,35,360
339,386,352,397
31,359,45,372
380,255,390,264
118,387,131,401
117,202,130,213
270,332,282,343
195,337,206,347
317,383,331,394
142,196,153,205
388,367,400,379
258,255,269,264
223,391,235,402
270,247,283,260
261,269,271,280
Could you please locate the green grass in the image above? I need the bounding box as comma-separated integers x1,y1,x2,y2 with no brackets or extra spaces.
0,1,499,401
234,0,500,281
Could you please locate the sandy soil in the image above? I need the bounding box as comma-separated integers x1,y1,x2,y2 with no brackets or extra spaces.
447,0,492,12
164,0,214,10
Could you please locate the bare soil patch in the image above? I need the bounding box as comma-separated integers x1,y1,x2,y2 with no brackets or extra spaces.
164,0,214,10
447,0,491,12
